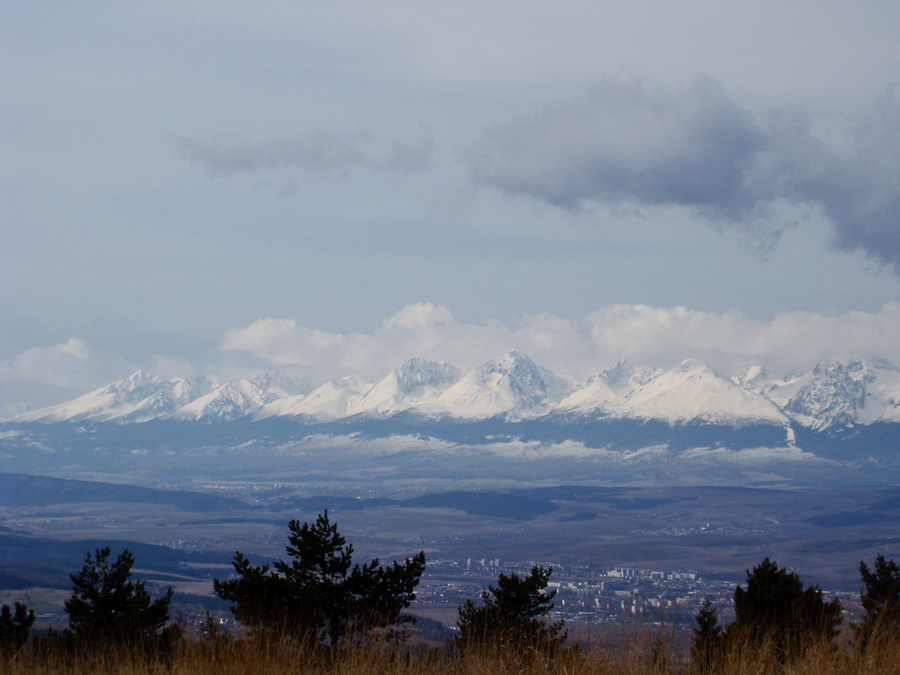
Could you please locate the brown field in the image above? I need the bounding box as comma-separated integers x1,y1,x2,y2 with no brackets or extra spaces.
1,629,898,675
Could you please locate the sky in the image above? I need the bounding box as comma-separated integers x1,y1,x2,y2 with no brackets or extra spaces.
3,1,900,416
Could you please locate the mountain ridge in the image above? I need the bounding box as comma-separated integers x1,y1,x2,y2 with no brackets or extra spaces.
11,354,900,439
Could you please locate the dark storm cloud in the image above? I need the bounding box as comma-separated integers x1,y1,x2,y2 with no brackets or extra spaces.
176,129,433,176
817,90,900,265
477,79,766,216
477,80,900,270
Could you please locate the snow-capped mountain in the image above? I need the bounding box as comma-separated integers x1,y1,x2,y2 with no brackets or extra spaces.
14,371,216,423
555,359,790,439
556,361,661,416
175,374,309,422
555,373,619,416
613,359,790,426
10,354,900,447
603,360,663,394
17,371,306,424
350,358,458,417
257,375,374,421
116,376,219,423
730,365,769,392
247,372,311,403
424,351,550,419
749,358,900,431
6,353,900,490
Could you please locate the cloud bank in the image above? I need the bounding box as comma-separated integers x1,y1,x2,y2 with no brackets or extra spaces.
221,301,900,383
6,302,900,416
476,80,900,268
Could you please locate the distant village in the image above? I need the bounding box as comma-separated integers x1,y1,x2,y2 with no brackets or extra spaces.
413,558,859,635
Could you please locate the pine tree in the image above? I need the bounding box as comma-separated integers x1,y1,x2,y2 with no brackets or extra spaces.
0,602,35,653
725,557,841,662
65,547,173,646
456,565,566,654
856,553,900,647
214,511,425,647
690,598,721,672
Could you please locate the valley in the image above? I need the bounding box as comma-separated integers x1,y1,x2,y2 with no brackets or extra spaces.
0,471,896,635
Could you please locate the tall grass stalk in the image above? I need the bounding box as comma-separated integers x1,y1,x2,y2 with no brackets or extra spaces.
2,629,898,674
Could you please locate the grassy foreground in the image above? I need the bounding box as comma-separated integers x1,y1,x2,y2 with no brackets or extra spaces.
2,632,899,675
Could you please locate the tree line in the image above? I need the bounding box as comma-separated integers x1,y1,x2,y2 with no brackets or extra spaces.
691,554,900,669
1,510,898,668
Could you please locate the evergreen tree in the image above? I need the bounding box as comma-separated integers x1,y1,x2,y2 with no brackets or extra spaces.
0,602,35,653
856,553,900,647
725,558,841,662
456,565,566,654
690,598,721,672
214,511,426,647
65,547,173,646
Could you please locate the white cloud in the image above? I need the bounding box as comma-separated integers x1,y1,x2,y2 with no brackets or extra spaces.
221,318,352,368
585,303,900,373
221,302,900,382
6,303,900,416
221,304,596,381
0,339,134,417
381,302,453,330
1,339,105,389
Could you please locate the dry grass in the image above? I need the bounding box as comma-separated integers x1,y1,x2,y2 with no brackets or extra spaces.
1,631,898,674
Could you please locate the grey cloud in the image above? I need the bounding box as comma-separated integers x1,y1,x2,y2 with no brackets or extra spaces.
476,79,765,215
820,91,900,264
477,80,900,270
176,129,432,176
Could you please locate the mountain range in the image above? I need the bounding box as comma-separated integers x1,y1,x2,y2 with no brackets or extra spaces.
4,351,900,487
12,351,900,434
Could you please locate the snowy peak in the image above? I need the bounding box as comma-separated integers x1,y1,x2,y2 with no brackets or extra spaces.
555,375,620,415
765,358,900,431
731,365,769,391
614,359,790,426
16,370,174,422
855,359,900,424
176,382,254,422
259,376,374,421
14,370,309,424
601,360,662,393
245,372,310,402
352,358,458,417
170,377,209,403
113,370,160,394
175,373,307,422
115,376,220,423
555,361,666,418
11,355,900,433
429,351,548,419
487,350,547,407
394,358,458,395
174,376,289,422
780,363,863,431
